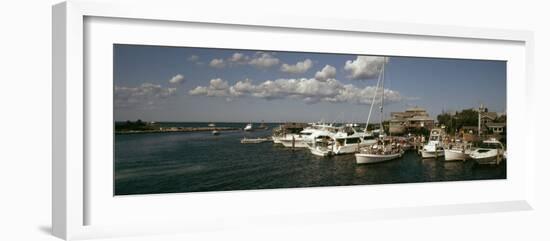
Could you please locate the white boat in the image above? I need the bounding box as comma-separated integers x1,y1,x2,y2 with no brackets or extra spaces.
240,137,269,144
469,139,506,165
208,123,216,127
421,128,445,159
272,135,282,144
307,133,334,157
244,123,253,131
307,126,375,156
277,122,336,148
444,142,472,161
356,141,404,164
212,130,220,135
279,128,318,148
331,127,375,155
271,123,309,145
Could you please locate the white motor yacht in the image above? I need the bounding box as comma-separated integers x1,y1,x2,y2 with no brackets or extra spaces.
421,128,445,159
331,127,374,155
470,138,506,165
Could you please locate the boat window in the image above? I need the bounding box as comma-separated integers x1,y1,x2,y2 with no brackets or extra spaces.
429,136,439,141
346,138,361,144
364,135,375,140
480,142,502,149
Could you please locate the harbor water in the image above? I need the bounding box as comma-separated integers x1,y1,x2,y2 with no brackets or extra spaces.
114,122,506,195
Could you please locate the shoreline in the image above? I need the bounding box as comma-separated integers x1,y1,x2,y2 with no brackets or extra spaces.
115,127,240,135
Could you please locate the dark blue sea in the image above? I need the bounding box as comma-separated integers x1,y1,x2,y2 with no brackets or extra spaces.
114,122,506,195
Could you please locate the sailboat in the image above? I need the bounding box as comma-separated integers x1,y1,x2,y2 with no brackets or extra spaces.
355,57,404,164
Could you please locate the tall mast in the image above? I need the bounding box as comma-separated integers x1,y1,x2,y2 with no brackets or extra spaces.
364,60,383,133
379,58,385,136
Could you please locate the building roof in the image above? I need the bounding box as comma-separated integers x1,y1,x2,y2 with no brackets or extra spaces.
485,122,506,128
406,107,427,112
480,112,498,120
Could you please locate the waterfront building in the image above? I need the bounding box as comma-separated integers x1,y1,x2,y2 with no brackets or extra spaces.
485,122,506,134
389,107,435,135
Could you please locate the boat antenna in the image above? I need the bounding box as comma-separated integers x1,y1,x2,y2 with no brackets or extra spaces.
364,59,384,133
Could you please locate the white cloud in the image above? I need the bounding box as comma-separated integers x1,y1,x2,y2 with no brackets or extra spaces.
189,77,402,105
248,52,280,68
228,52,249,63
168,74,184,84
344,56,388,80
209,58,226,68
187,55,199,62
115,83,177,108
314,65,337,81
280,59,313,74
189,78,231,97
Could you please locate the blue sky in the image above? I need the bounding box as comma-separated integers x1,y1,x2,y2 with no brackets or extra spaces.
113,44,506,123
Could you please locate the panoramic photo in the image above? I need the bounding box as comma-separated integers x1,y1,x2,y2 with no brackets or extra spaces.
113,44,507,195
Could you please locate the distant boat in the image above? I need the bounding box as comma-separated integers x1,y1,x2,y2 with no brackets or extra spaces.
258,121,268,130
244,123,253,131
208,123,216,127
212,130,220,135
469,138,506,165
240,137,269,144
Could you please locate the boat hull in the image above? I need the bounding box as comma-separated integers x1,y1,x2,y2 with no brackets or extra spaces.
240,138,269,144
280,139,309,148
355,152,403,164
471,155,504,165
309,147,332,157
272,136,282,144
332,143,372,155
444,149,470,161
421,150,444,159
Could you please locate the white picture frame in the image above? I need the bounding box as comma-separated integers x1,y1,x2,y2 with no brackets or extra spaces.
52,0,535,240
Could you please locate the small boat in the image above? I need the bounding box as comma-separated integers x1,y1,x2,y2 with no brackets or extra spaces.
444,141,472,161
356,140,404,164
240,137,269,144
212,130,220,135
469,138,506,165
244,123,253,131
258,121,269,130
421,128,445,159
208,123,216,127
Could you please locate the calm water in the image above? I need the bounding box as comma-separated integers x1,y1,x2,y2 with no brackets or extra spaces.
114,122,506,195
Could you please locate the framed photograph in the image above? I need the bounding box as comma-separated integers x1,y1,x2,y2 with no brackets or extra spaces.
53,0,535,240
